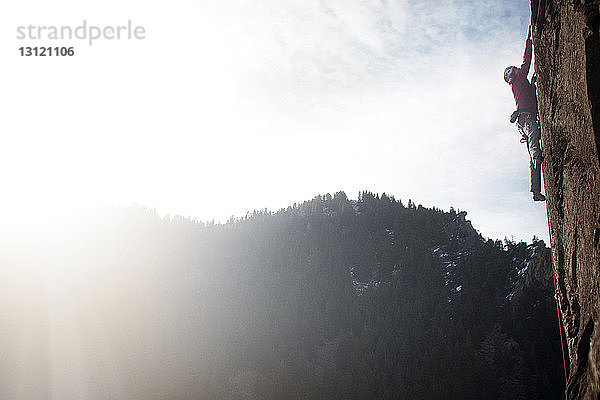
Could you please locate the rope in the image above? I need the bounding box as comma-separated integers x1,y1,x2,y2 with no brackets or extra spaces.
544,199,569,389
530,22,568,393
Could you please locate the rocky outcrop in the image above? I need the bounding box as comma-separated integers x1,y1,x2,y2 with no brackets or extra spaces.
531,0,600,398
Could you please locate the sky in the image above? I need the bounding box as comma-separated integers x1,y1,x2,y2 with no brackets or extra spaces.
0,0,549,243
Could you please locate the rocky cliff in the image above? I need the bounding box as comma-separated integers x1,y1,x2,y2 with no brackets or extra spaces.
531,0,600,398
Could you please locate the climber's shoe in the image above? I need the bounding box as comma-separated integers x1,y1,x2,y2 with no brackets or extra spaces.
533,192,546,202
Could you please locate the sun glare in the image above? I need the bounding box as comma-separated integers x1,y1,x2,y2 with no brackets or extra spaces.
1,196,96,243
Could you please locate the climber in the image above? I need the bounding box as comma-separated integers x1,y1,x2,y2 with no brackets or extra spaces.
504,25,545,202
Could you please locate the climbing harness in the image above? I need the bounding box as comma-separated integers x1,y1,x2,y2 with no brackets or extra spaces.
510,110,543,155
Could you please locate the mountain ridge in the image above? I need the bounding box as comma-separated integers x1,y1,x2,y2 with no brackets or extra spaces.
0,191,564,399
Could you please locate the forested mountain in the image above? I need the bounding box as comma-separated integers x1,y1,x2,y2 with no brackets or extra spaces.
0,192,564,399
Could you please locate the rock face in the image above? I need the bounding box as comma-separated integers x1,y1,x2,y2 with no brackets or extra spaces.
531,0,600,398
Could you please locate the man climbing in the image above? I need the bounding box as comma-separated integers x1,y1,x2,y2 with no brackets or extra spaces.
504,25,545,202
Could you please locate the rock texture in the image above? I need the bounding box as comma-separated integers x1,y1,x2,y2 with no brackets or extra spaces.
531,0,600,398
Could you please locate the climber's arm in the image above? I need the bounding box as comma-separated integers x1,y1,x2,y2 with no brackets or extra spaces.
520,26,533,77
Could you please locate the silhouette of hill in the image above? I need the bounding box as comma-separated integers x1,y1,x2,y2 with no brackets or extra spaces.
0,192,564,399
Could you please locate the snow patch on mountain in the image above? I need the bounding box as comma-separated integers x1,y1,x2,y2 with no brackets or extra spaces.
349,266,380,296
506,243,539,301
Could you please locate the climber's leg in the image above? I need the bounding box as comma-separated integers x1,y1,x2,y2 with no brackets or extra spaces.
525,117,544,201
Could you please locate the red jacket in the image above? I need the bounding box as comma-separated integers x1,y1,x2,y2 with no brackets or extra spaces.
511,38,538,112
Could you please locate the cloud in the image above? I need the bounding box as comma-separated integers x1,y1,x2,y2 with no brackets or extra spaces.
1,0,545,242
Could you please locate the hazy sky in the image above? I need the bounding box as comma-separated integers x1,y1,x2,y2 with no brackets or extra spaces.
1,0,549,242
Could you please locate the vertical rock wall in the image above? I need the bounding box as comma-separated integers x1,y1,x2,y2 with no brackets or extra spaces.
531,0,600,398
